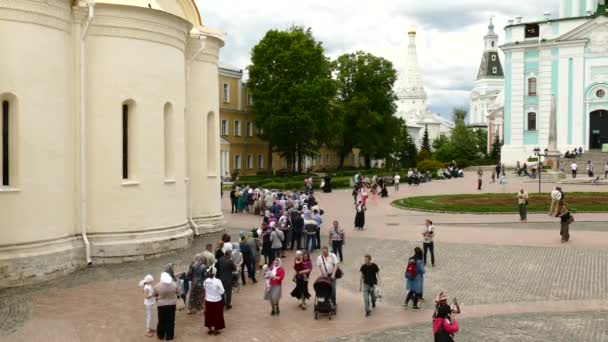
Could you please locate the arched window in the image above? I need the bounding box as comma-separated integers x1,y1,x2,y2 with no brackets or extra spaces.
527,112,537,131
163,103,174,180
528,77,537,96
207,112,217,175
491,41,495,47
2,100,9,186
121,101,135,180
1,94,17,187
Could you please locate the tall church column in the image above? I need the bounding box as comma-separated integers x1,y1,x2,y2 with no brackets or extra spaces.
539,49,553,147
186,32,225,233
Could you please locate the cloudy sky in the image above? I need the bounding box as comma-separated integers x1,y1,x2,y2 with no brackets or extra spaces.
196,0,558,118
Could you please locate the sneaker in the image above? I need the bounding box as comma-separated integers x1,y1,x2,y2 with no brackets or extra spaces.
365,311,371,317
372,301,376,308
412,306,420,310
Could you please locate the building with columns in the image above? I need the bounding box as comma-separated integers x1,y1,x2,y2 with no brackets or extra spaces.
470,18,505,129
396,26,453,147
500,0,608,165
0,0,224,287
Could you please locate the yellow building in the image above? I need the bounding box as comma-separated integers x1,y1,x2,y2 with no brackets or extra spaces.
218,66,361,176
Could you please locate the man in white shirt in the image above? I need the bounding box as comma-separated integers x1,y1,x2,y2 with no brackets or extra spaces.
421,219,435,267
570,162,577,178
317,246,340,304
394,174,401,191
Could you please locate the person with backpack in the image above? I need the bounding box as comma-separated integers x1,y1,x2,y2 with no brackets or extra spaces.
404,247,425,310
433,300,460,341
269,222,284,261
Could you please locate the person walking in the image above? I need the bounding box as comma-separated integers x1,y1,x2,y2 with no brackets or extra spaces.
558,206,574,243
203,266,225,336
290,251,312,309
239,235,257,285
354,201,366,230
570,161,578,178
604,161,608,179
549,187,562,217
517,189,529,222
394,173,401,191
229,188,237,213
304,213,318,252
359,254,380,317
587,160,594,177
329,220,345,262
139,274,155,337
477,169,483,190
495,163,501,180
261,223,272,266
404,247,425,310
215,250,236,310
422,220,435,267
313,209,323,251
317,246,340,305
269,222,284,261
266,258,285,315
153,272,179,341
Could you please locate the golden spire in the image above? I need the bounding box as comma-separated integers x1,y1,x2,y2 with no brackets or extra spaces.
408,25,417,36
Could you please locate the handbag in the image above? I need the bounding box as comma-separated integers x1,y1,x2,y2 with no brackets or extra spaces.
373,285,382,298
321,255,343,279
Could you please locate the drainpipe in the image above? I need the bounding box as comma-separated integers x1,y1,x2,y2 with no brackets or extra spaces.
80,0,95,265
185,33,207,236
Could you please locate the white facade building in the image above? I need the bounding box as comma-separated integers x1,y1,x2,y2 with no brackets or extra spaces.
0,0,224,287
470,18,505,127
501,0,608,165
396,26,453,147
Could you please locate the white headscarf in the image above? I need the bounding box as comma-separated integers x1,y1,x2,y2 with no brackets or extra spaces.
139,274,154,288
160,272,173,284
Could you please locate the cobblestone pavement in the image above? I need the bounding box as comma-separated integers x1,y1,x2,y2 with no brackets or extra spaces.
327,311,608,342
2,174,608,341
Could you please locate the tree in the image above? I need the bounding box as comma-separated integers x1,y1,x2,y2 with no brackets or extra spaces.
332,51,399,168
472,129,488,158
489,134,503,162
432,135,449,151
248,27,336,174
421,125,432,153
437,108,477,163
393,118,418,168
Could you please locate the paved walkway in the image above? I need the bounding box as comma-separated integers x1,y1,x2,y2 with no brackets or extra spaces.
2,173,608,341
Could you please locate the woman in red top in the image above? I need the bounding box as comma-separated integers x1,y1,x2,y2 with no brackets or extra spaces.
433,304,459,341
267,258,285,315
290,251,312,309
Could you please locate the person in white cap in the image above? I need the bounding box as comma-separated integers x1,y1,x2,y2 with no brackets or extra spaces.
139,274,155,337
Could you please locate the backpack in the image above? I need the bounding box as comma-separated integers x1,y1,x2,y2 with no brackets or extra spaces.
405,259,417,280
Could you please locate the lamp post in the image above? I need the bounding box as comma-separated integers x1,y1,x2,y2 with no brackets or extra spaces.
533,147,549,193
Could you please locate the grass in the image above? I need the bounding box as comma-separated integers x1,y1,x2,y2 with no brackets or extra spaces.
392,192,608,213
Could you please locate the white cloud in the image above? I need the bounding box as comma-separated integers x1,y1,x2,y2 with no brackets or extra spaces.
196,0,559,116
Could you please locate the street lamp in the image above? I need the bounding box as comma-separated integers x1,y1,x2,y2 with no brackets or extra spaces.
533,147,549,193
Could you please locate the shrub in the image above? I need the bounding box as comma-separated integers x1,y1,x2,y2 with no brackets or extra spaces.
416,160,446,173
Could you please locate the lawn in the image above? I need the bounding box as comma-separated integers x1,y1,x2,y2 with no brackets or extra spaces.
392,192,608,213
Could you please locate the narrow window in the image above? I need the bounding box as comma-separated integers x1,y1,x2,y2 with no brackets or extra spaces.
492,66,498,74
527,112,537,131
491,41,495,47
223,84,230,103
234,120,241,136
122,104,129,179
2,100,9,186
247,154,253,169
248,94,253,105
246,121,253,137
258,154,263,169
524,24,539,38
163,103,174,179
491,54,497,61
221,120,227,135
528,77,537,96
235,154,241,169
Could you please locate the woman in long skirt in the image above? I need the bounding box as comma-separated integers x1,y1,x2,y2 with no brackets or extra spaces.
203,267,225,335
188,254,207,314
290,251,312,309
354,201,366,230
266,258,285,315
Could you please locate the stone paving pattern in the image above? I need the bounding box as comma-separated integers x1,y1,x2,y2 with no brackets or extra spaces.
2,172,608,341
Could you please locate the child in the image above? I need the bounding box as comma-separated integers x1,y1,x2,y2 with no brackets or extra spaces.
139,274,155,337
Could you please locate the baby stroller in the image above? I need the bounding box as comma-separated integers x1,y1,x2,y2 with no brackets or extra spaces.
313,276,335,320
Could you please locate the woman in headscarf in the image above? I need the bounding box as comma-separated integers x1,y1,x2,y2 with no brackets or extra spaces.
266,258,285,315
203,266,225,335
290,251,312,309
187,254,207,315
153,272,179,340
404,247,425,310
237,189,247,213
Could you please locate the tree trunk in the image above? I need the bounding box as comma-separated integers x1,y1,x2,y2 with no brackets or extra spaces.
297,147,303,174
267,145,273,177
364,155,371,169
338,153,345,170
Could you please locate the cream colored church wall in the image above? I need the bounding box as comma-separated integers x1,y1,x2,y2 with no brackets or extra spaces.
85,9,190,235
0,5,74,245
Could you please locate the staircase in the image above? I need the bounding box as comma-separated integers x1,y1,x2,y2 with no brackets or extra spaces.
559,149,608,183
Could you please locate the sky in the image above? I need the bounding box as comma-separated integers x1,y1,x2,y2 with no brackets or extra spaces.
196,0,559,119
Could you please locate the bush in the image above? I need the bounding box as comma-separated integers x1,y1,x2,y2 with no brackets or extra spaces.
416,160,446,173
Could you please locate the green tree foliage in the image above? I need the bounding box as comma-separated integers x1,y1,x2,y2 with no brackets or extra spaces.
248,27,336,174
393,118,418,168
435,109,477,163
489,134,503,162
421,125,432,153
472,129,488,157
432,135,449,151
332,51,398,168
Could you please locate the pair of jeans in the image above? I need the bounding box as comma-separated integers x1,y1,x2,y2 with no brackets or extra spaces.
241,258,256,284
519,203,527,220
157,305,176,340
423,242,435,266
270,248,281,262
316,228,321,250
230,199,237,213
291,231,302,249
306,234,316,252
222,284,232,307
362,284,376,313
331,240,344,262
572,170,577,178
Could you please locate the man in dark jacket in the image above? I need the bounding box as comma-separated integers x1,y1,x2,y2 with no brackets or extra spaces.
239,236,256,284
229,188,237,213
216,250,237,309
290,211,304,250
